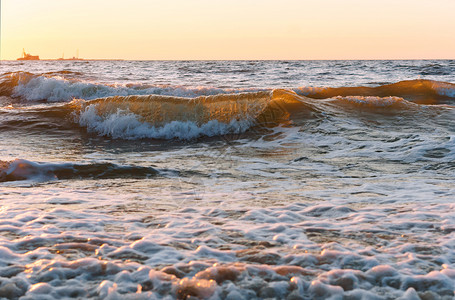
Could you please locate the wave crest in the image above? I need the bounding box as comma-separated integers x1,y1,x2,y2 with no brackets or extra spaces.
296,79,455,104
72,90,303,140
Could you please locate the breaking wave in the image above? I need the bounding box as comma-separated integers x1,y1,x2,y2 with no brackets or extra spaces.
71,90,303,140
0,72,257,102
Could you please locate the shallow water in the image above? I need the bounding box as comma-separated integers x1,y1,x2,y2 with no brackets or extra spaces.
0,60,454,299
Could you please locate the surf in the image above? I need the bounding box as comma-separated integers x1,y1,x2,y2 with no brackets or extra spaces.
2,71,455,105
1,70,453,141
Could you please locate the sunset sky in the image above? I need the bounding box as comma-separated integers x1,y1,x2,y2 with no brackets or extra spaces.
2,0,455,60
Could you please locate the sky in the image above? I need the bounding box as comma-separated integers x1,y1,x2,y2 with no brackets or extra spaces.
1,0,455,60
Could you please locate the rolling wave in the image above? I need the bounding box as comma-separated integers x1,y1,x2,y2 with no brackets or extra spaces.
70,90,298,140
0,159,158,182
296,79,455,104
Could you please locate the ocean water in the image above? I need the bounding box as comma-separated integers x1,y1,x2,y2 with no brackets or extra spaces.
0,60,454,299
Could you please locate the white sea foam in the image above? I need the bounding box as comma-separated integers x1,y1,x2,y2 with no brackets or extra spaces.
12,75,129,102
78,104,254,140
11,73,259,102
1,183,455,299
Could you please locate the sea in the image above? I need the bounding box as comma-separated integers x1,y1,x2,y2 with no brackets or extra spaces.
0,60,454,299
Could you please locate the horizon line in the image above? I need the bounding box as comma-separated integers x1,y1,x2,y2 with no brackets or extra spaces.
2,58,455,62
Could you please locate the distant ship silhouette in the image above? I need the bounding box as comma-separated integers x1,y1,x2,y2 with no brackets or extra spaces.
17,49,39,60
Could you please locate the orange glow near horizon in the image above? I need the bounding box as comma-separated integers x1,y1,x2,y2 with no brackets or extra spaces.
1,0,455,60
